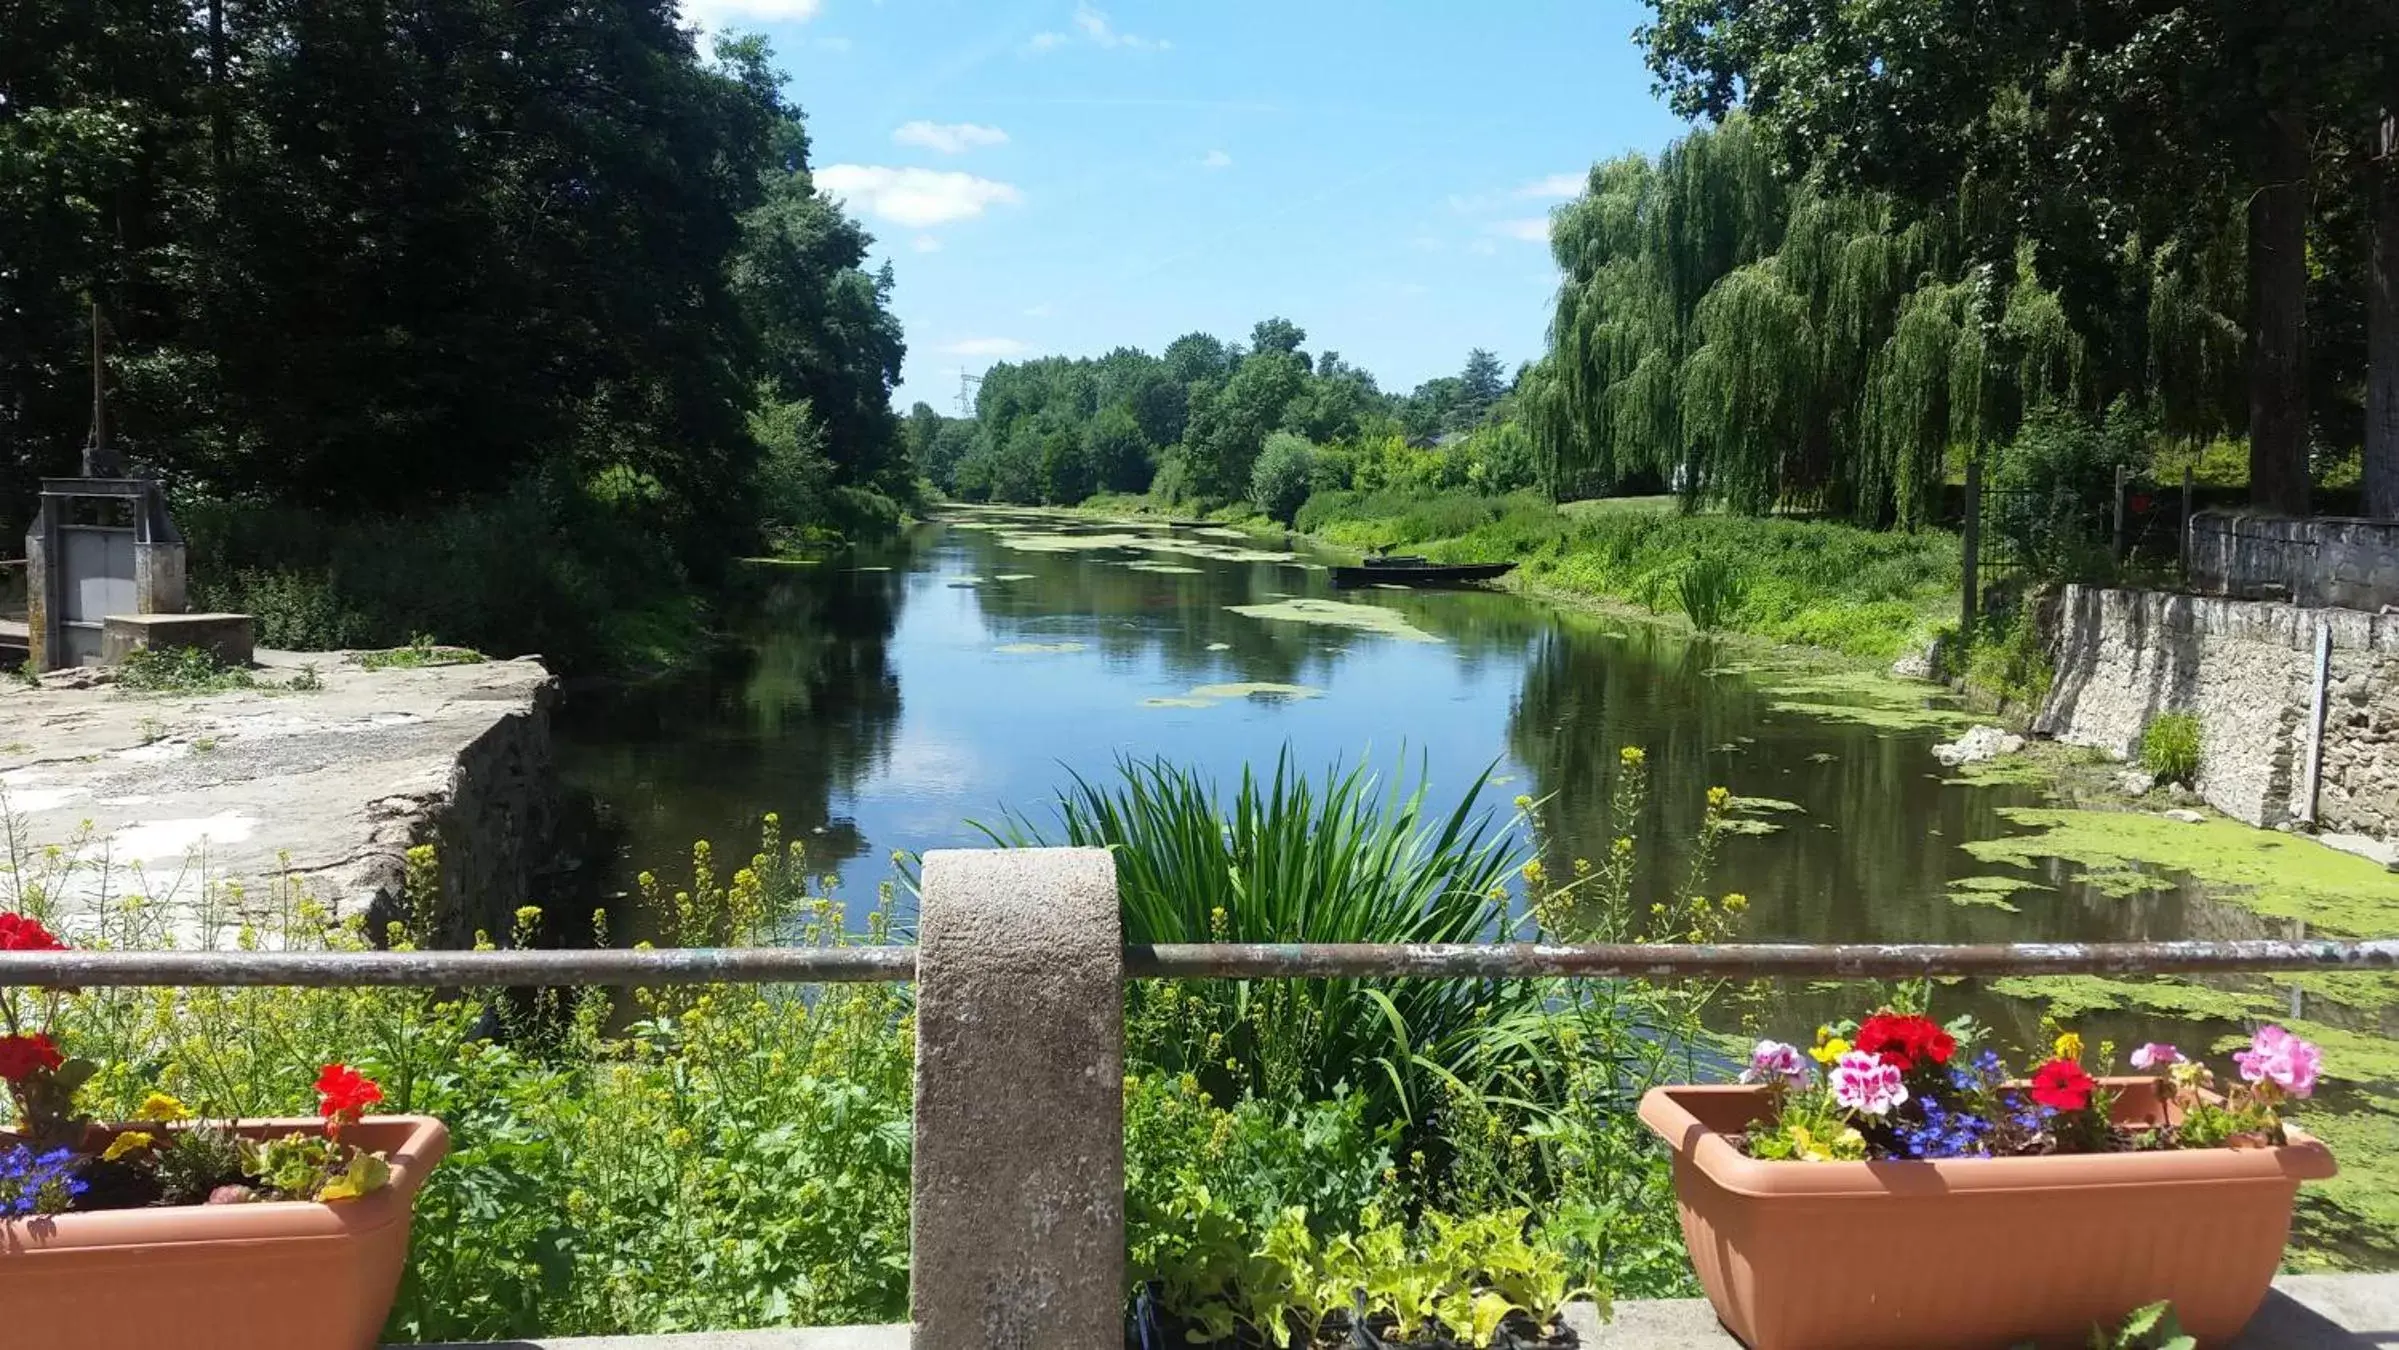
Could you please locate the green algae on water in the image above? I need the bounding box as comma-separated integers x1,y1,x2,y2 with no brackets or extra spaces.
1228,598,1440,644
1943,756,2054,788
1141,681,1324,709
994,641,1087,655
1964,808,2399,935
998,532,1148,553
1945,874,2049,912
1124,561,1203,574
994,573,1035,582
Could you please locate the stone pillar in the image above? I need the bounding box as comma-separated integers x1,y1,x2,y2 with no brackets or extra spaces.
911,847,1122,1350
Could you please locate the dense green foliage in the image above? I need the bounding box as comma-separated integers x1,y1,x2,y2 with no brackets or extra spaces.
928,323,1532,512
1525,114,2264,523
4,6,910,668
1632,0,2399,518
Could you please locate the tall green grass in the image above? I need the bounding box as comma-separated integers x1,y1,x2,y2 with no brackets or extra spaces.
1675,555,1749,632
980,753,1533,1135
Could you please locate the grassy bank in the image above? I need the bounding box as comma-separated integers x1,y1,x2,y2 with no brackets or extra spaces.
1292,488,1961,663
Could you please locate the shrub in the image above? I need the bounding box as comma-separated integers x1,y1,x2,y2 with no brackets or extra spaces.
1988,401,2149,582
2140,711,2203,786
1249,433,1319,525
180,466,703,672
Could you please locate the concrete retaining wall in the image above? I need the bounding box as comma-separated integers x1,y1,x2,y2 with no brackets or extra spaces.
2037,586,2399,840
2190,511,2399,612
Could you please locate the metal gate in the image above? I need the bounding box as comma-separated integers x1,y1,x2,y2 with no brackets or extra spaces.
58,521,136,665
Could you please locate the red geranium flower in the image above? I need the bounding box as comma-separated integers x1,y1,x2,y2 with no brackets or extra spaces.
0,914,63,952
1854,1012,1956,1072
314,1063,383,1124
2029,1057,2096,1112
0,1032,63,1082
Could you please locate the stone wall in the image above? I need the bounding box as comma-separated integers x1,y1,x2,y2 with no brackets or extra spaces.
2037,586,2399,840
2189,511,2399,612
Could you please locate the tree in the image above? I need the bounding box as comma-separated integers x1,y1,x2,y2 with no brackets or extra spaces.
1181,351,1306,503
1455,348,1508,428
1250,432,1317,525
1249,317,1308,361
1640,0,2356,515
1082,406,1153,494
1163,332,1237,385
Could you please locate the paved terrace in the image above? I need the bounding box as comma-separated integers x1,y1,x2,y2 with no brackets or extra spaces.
401,1276,2399,1348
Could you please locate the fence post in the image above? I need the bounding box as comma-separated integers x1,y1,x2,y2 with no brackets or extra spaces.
1961,456,1981,634
912,847,1124,1350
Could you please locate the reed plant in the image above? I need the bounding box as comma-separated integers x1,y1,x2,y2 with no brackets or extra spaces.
980,753,1533,1137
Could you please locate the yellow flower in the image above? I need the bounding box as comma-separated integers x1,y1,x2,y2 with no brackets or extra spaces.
101,1131,155,1162
1619,745,1646,766
138,1092,194,1123
1707,786,1731,810
1809,1037,1851,1066
2053,1031,2085,1063
665,1127,693,1151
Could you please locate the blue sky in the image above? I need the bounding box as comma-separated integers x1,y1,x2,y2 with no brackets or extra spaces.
688,0,1691,411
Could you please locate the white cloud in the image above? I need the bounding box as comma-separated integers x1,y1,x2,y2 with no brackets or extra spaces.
1028,3,1167,53
1517,172,1585,200
893,121,1010,154
1490,217,1552,243
1200,149,1233,170
815,164,1023,227
681,0,822,24
912,235,943,253
943,337,1030,357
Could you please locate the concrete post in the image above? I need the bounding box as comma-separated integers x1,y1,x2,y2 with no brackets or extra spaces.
911,848,1123,1350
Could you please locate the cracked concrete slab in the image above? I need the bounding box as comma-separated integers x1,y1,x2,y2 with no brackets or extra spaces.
0,652,556,940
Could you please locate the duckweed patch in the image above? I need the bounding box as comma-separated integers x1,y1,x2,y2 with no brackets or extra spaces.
1986,974,2261,1024
1963,808,2399,935
1124,561,1203,574
1943,756,2054,788
1140,681,1324,710
1228,598,1440,644
993,641,1088,655
998,532,1149,553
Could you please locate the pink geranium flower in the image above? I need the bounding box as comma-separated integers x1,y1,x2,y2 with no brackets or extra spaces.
1741,1039,1808,1087
1829,1050,1909,1117
2233,1025,2321,1098
2129,1043,2182,1070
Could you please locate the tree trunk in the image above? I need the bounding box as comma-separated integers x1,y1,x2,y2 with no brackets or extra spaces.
2369,108,2399,520
2247,99,2313,516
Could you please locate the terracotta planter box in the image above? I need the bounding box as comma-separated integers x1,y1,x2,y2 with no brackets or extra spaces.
0,1116,447,1350
1638,1082,2335,1350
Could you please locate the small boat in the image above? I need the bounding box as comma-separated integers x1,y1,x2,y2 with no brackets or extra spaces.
1332,559,1518,589
1359,554,1430,568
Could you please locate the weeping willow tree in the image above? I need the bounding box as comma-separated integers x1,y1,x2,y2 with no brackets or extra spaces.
1538,112,2241,523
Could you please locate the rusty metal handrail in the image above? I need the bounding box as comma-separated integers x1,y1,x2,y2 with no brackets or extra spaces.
1,938,2394,988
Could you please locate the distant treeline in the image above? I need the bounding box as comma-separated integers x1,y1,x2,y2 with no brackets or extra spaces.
909,323,1540,518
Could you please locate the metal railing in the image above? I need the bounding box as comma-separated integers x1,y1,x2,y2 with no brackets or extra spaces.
4,936,2395,987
